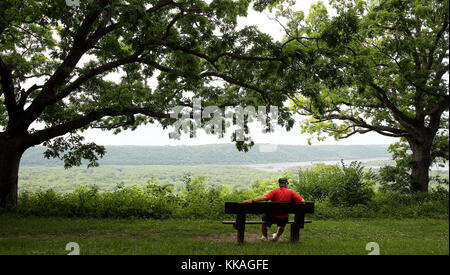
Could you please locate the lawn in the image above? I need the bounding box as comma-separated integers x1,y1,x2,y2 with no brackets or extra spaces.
0,214,448,255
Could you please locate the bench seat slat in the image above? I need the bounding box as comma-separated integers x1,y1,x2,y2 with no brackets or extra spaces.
225,201,314,214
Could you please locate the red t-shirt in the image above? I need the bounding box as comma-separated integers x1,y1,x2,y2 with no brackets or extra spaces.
265,187,304,219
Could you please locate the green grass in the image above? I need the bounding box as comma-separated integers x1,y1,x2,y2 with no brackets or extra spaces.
0,214,447,255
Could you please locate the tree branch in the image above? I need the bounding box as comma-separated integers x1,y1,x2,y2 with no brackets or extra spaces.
427,17,449,70
147,0,174,15
18,84,43,108
49,53,142,106
310,110,410,138
22,0,112,127
200,71,271,104
369,83,416,128
24,106,170,147
139,56,272,104
0,56,19,121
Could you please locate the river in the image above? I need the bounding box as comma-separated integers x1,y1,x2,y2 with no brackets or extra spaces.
245,157,449,172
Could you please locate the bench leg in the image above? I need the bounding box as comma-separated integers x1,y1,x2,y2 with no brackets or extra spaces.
236,213,246,244
290,224,300,242
291,212,305,243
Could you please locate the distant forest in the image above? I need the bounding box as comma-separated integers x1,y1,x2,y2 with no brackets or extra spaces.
21,144,391,166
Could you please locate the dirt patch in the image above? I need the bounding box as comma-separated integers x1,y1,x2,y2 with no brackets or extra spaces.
195,233,289,243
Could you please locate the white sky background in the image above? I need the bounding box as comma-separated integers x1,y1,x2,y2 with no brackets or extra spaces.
81,0,398,146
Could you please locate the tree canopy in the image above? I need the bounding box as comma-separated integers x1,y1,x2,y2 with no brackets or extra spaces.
0,0,293,207
1,0,290,153
276,0,449,191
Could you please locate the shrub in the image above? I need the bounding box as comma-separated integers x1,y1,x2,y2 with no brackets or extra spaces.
292,161,375,207
291,164,340,201
378,165,410,193
329,161,375,207
313,198,377,219
369,188,449,219
178,175,228,219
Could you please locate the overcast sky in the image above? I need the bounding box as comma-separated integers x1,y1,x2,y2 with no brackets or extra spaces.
82,0,398,146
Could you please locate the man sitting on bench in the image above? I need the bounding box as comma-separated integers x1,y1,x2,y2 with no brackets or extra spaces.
242,178,305,242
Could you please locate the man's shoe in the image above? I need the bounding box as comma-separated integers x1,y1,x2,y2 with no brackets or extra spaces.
261,235,269,241
272,233,280,242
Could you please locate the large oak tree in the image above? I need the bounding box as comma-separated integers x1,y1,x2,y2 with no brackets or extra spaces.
280,0,448,192
0,0,292,208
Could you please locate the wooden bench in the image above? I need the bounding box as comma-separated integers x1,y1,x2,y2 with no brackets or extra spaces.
222,201,314,244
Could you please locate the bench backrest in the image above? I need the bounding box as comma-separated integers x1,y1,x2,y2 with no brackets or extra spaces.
224,201,314,214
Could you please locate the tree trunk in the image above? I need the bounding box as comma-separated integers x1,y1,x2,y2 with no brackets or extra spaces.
409,140,432,193
0,138,24,208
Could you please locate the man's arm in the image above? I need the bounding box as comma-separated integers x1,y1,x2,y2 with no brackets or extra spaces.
242,195,269,204
293,191,305,203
